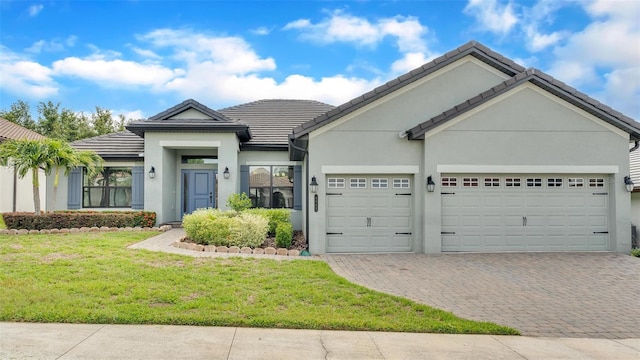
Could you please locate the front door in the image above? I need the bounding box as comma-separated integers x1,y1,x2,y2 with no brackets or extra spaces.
181,169,215,217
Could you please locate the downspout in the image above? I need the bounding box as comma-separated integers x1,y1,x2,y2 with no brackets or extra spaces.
289,137,310,251
630,141,639,152
12,165,17,212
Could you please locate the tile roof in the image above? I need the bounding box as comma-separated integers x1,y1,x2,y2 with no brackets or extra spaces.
407,68,640,140
71,131,144,160
291,40,525,139
0,118,46,142
219,99,334,147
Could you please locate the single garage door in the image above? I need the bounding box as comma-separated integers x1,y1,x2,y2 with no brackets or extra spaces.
326,175,413,253
441,174,609,252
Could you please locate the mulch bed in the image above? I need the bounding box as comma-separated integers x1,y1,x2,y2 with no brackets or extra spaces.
182,231,307,251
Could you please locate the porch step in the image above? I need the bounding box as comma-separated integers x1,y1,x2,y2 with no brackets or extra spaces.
162,221,183,228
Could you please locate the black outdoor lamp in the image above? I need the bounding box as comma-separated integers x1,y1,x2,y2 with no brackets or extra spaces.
223,167,230,179
624,175,634,192
426,175,435,192
148,166,155,179
310,176,318,193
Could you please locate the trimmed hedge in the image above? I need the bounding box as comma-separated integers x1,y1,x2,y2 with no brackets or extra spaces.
183,209,268,247
1,211,156,230
244,208,291,235
275,222,293,249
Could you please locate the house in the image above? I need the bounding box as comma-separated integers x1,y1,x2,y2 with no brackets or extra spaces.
628,149,640,238
47,41,640,254
0,118,47,212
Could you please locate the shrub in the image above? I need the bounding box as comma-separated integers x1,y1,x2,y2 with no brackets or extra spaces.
227,193,252,212
245,208,291,235
1,211,156,230
275,222,293,249
631,248,640,257
183,209,268,248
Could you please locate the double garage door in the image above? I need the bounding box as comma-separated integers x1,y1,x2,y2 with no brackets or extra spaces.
441,174,609,252
326,175,413,253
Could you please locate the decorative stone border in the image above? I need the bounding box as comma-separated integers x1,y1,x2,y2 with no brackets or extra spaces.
0,225,172,235
171,240,301,257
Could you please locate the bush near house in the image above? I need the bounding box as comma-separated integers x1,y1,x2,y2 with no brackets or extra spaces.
275,222,293,249
1,211,156,230
244,208,290,235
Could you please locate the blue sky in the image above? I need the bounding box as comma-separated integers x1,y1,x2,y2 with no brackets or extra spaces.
1,0,638,121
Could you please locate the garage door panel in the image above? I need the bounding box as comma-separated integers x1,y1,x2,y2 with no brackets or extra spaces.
441,173,609,252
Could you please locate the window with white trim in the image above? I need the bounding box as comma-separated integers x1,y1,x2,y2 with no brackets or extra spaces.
589,178,605,188
568,178,584,188
328,178,345,189
548,178,563,188
371,178,388,189
393,178,410,189
526,178,542,187
442,177,457,187
484,177,500,187
462,177,479,187
350,178,367,188
505,178,521,187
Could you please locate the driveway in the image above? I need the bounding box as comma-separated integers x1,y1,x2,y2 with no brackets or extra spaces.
322,253,640,339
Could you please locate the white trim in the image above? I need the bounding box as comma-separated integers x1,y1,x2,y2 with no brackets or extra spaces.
322,165,420,174
159,140,221,148
437,165,619,174
310,57,510,139
245,161,302,166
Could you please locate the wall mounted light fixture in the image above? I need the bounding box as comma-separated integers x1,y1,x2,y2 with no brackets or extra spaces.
624,175,634,192
223,167,230,179
426,175,435,192
148,166,156,179
310,176,318,193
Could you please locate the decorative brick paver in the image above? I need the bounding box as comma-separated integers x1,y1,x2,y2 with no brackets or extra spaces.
322,253,640,339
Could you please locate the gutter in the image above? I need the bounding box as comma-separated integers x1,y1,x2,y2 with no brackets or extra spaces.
631,141,639,153
12,165,17,212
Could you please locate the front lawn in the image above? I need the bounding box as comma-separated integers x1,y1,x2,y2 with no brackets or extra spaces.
0,232,518,335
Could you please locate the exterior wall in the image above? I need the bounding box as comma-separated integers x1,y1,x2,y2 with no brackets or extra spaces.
0,166,46,212
144,132,239,224
306,57,509,254
631,193,640,236
423,83,632,253
238,150,304,230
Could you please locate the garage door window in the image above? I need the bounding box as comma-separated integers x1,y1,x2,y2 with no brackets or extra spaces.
568,178,584,188
328,178,345,188
442,177,457,187
505,178,521,187
589,178,604,188
527,178,542,187
548,178,563,188
393,178,410,188
350,178,367,188
484,177,500,187
371,178,388,188
463,177,479,187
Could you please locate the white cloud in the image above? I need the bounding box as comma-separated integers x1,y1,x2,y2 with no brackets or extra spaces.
130,47,161,59
390,52,433,75
250,27,271,35
28,4,43,17
113,109,145,121
464,0,518,35
0,46,58,98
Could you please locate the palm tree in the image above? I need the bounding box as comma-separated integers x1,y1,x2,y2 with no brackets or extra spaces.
0,139,52,214
44,139,104,211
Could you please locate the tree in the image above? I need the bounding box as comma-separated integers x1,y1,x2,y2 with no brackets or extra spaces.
0,139,51,214
44,139,104,210
92,107,114,136
0,100,37,130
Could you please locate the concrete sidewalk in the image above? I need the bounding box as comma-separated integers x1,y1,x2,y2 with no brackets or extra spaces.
1,322,638,359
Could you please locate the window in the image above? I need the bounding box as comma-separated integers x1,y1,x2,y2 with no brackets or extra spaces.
371,178,388,189
393,178,410,189
83,167,132,207
589,178,605,188
505,178,521,187
442,177,457,187
484,177,500,187
568,178,584,188
248,166,294,208
526,178,542,187
463,177,479,187
181,155,217,164
350,178,367,188
328,178,345,188
548,178,563,188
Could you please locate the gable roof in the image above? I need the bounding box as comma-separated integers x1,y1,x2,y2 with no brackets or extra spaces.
126,99,251,141
218,99,334,148
406,68,640,140
71,131,144,160
0,118,46,142
290,41,526,140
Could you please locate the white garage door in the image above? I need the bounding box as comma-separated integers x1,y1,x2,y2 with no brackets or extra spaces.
326,175,413,253
441,174,609,252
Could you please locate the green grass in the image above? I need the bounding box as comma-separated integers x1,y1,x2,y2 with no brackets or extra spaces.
0,232,518,335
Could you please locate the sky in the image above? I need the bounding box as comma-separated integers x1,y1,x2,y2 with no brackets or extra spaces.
0,0,639,122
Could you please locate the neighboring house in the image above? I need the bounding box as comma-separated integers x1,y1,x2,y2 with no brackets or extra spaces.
0,118,47,212
47,41,640,254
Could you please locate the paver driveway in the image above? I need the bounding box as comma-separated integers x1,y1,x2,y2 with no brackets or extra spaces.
322,253,640,339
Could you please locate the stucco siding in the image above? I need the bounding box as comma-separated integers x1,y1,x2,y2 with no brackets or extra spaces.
0,166,46,212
